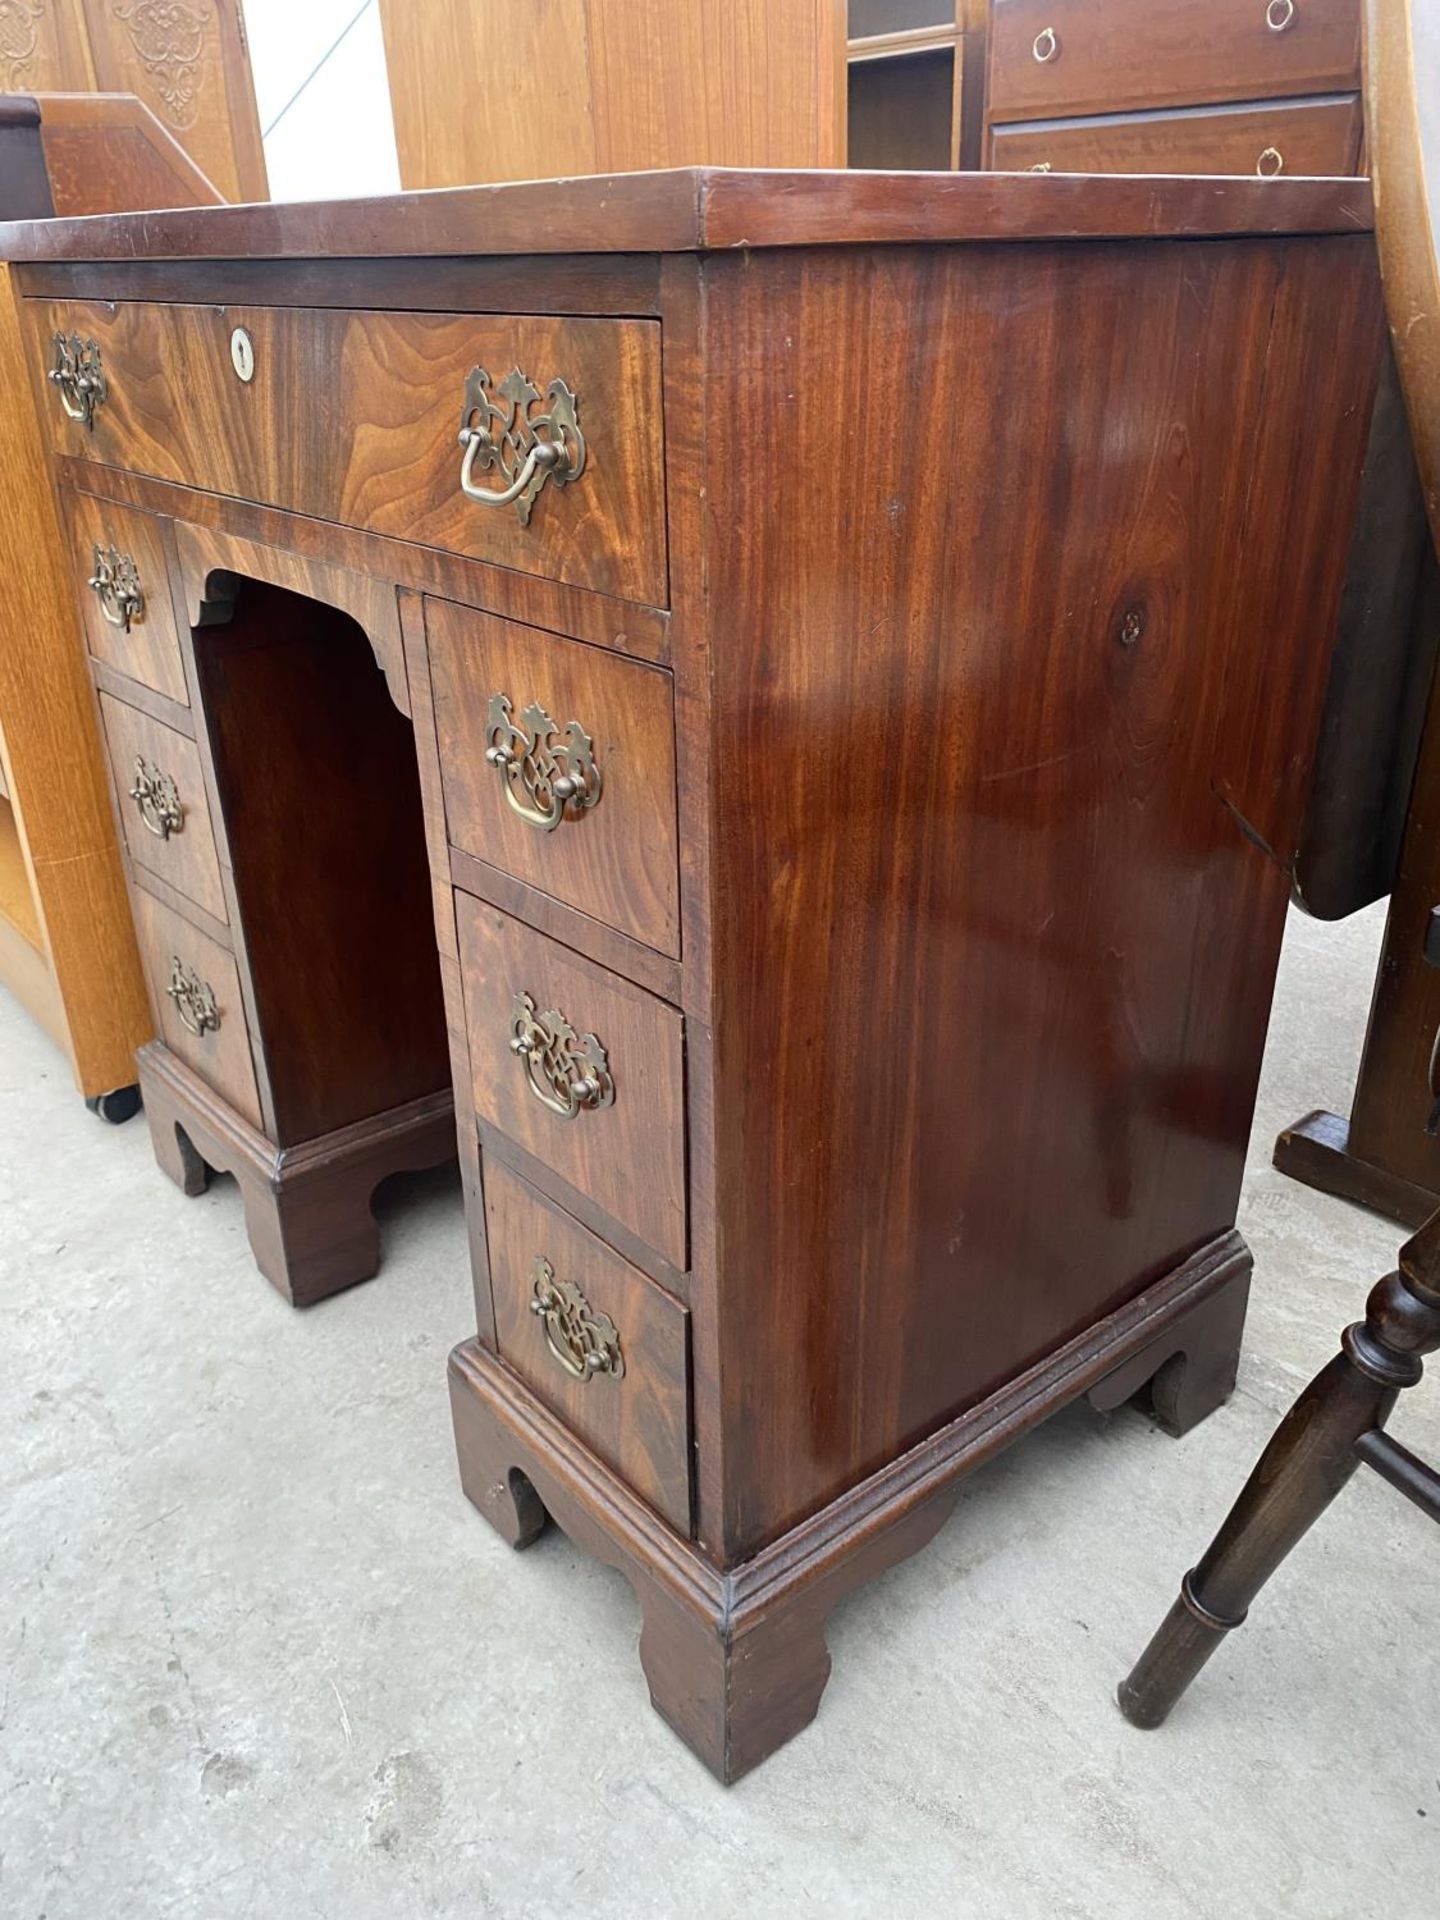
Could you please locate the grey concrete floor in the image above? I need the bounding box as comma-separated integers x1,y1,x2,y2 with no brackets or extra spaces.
2,902,1437,1919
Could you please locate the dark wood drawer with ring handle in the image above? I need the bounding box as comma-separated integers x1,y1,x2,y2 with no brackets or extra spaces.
986,0,1360,122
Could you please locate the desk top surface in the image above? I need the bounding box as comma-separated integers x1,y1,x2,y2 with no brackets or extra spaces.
0,166,1374,264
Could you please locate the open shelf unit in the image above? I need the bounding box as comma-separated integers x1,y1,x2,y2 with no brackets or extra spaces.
846,1,983,172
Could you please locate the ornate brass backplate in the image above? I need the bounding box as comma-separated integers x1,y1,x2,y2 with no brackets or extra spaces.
485,692,601,832
457,364,586,525
166,957,219,1036
129,756,184,840
529,1256,624,1381
509,990,614,1120
49,332,107,430
88,544,145,631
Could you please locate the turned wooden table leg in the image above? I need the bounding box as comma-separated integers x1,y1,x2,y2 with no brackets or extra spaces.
1119,1211,1440,1728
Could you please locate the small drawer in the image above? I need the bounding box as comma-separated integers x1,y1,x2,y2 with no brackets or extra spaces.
34,300,666,607
986,0,1360,122
485,1158,691,1533
459,896,686,1272
130,884,261,1131
98,694,227,926
67,493,187,707
988,94,1362,176
427,600,680,957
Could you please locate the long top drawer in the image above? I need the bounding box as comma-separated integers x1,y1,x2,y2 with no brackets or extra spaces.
32,300,667,608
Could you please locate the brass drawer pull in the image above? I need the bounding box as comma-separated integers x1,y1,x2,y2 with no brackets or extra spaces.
1265,0,1295,29
530,1255,624,1381
457,364,586,525
1032,25,1059,61
485,693,601,831
510,990,614,1120
166,957,219,1036
1256,146,1285,177
48,331,107,430
88,544,145,632
129,756,184,840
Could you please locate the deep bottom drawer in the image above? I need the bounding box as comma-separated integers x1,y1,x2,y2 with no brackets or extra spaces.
130,884,261,1131
485,1158,691,1534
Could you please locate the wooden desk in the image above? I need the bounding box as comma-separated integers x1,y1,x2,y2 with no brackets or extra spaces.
0,166,1381,1777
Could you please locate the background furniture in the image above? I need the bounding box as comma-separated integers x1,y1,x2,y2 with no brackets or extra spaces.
377,0,990,184
0,0,265,202
0,91,224,1118
983,0,1364,178
0,164,1379,1779
1124,0,1440,1730
1275,0,1440,1225
1119,1204,1440,1728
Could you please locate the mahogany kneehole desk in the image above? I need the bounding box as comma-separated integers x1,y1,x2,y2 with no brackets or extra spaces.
1,167,1383,1778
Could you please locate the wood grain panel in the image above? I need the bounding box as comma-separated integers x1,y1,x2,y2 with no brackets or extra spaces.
378,0,843,190
131,880,260,1128
63,490,187,706
988,95,1362,177
458,897,687,1270
32,302,668,607
485,1157,692,1532
691,236,1381,1555
37,89,225,214
380,0,597,191
583,0,844,171
97,692,226,923
986,0,1360,122
426,600,680,955
77,0,266,203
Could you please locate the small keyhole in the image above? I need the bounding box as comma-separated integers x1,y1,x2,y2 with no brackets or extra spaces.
230,327,255,383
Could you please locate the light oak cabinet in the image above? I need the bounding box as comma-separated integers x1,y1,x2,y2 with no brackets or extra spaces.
377,0,990,183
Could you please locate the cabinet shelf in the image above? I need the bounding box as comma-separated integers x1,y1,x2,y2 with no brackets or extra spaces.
848,24,960,63
0,796,43,952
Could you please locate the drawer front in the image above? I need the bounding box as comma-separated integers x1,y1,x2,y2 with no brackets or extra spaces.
989,95,1362,176
427,600,680,956
987,0,1360,121
485,1159,691,1533
67,492,187,707
130,885,261,1130
35,301,666,607
98,695,227,926
459,896,686,1271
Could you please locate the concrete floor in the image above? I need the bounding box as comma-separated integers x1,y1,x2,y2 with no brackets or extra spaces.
2,901,1437,1919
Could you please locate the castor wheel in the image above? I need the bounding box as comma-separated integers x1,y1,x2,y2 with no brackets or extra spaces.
85,1084,142,1125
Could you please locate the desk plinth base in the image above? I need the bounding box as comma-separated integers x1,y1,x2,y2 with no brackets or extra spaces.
138,1041,457,1307
449,1230,1251,1783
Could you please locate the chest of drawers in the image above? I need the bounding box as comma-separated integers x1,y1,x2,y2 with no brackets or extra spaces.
985,0,1363,178
1,167,1382,1778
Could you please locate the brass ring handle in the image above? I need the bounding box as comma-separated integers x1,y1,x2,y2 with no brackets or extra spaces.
529,1256,624,1381
129,756,184,840
87,543,145,632
1256,146,1285,176
1265,0,1295,29
457,363,585,526
1032,26,1059,61
48,331,107,430
1028,161,1053,172
510,990,614,1120
166,957,219,1037
485,692,602,832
